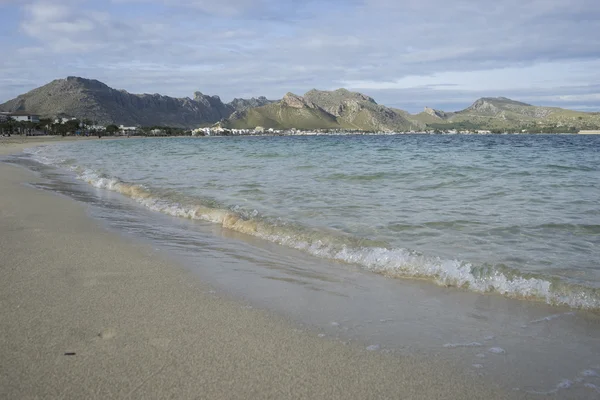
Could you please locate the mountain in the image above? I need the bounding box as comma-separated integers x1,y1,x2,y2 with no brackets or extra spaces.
2,77,599,131
0,77,236,128
229,96,275,112
224,92,341,130
303,89,422,131
223,89,423,131
411,97,600,131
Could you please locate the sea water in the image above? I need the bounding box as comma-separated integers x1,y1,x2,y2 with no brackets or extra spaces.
24,134,600,310
6,133,600,395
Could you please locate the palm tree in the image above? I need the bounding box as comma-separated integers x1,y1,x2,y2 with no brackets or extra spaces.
38,118,53,135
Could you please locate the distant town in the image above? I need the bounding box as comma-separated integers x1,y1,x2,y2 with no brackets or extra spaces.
1,111,599,137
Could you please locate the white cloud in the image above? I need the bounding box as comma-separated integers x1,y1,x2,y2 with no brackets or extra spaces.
112,0,265,16
342,60,600,92
20,1,117,52
0,0,598,113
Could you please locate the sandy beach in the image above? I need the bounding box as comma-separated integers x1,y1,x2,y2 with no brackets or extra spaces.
0,138,521,399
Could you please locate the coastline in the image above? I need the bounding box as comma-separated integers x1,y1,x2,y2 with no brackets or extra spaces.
0,135,107,156
0,140,515,398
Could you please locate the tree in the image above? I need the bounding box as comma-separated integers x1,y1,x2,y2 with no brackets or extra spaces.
105,124,119,135
38,118,53,135
52,122,68,136
64,119,81,134
0,116,15,136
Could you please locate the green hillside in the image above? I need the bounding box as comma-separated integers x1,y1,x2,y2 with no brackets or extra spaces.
222,90,421,131
410,97,600,132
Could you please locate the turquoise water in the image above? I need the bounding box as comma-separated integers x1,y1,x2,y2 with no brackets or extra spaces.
27,134,600,309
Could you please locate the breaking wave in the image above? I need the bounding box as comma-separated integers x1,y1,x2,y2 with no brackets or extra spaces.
23,146,600,311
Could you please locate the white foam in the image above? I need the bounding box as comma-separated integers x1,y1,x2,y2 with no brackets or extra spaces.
472,364,484,369
526,379,573,395
530,312,575,324
557,379,573,389
366,344,381,351
582,369,599,377
584,383,600,393
487,347,506,354
27,155,600,312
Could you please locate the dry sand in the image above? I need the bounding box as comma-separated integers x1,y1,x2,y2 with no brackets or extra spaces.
0,138,521,399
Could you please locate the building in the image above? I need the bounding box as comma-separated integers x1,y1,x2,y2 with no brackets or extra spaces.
55,116,77,124
119,125,138,135
5,112,40,123
150,128,166,136
578,130,600,134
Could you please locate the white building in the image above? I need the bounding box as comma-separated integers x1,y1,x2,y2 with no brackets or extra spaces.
119,125,138,135
150,128,165,136
191,127,208,136
5,112,40,123
54,116,77,124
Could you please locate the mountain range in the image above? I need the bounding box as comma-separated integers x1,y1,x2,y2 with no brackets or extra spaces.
0,77,272,128
1,77,599,131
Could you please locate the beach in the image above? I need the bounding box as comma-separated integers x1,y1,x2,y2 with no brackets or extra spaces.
0,138,518,399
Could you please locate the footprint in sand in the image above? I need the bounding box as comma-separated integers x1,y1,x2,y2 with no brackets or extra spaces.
98,328,117,340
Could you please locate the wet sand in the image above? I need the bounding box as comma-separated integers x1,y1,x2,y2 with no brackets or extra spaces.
0,138,520,399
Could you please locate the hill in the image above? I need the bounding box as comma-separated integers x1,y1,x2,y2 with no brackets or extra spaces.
0,77,238,128
223,89,422,131
229,96,275,112
224,92,340,130
411,97,600,131
2,77,599,131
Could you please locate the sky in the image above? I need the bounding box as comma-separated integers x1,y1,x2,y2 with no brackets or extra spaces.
0,0,599,113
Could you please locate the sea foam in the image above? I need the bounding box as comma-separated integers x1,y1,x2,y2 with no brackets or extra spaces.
23,147,600,311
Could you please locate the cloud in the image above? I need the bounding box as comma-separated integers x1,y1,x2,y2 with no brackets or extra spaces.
0,0,598,113
342,60,600,92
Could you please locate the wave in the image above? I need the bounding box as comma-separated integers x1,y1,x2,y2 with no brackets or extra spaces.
325,172,388,181
76,170,600,311
23,147,600,311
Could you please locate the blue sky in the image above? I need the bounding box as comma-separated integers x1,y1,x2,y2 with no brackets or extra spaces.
0,0,599,113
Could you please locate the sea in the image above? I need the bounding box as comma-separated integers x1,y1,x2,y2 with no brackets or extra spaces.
5,134,600,396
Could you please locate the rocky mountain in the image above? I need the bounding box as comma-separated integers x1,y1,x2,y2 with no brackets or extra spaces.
229,96,275,112
423,106,452,119
303,89,422,131
411,97,600,131
223,89,422,131
462,97,532,114
2,77,599,131
224,92,340,130
0,77,236,128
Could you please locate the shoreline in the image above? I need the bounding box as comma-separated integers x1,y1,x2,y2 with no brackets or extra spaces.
0,135,111,156
0,140,514,398
14,136,599,312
